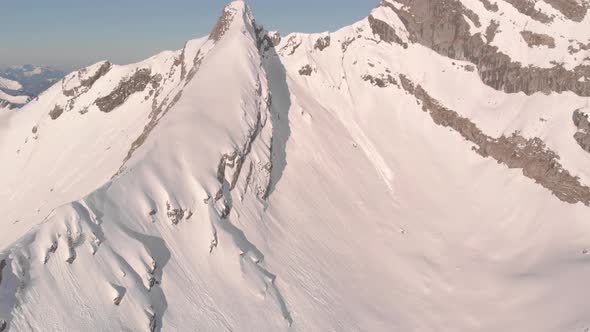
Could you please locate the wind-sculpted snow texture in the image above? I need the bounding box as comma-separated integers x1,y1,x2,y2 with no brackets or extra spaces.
2,0,590,331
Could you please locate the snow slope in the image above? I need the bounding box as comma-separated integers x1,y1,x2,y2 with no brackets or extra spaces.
2,0,590,331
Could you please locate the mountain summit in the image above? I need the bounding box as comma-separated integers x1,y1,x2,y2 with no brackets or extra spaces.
1,0,590,331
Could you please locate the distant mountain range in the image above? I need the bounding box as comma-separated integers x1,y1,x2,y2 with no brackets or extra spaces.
0,65,64,110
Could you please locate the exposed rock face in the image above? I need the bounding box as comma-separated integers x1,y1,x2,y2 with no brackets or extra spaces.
81,61,112,88
174,46,187,80
520,31,556,48
362,73,398,87
257,29,282,52
209,3,238,42
544,0,588,22
49,105,64,120
399,74,590,206
280,35,303,56
269,31,282,47
299,65,314,76
573,109,590,153
113,296,123,306
95,69,153,113
166,202,185,225
0,320,6,332
0,259,6,286
63,61,112,97
314,35,331,51
502,0,553,23
485,20,500,43
368,15,408,48
44,240,59,264
384,0,590,96
148,313,157,332
479,0,499,12
569,41,590,54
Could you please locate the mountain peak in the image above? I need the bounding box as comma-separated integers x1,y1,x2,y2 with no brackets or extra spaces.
4,1,590,331
209,0,252,42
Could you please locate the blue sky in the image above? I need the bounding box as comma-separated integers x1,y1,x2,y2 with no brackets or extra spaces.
0,1,376,71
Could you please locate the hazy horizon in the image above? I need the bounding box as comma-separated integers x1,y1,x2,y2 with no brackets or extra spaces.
0,0,375,72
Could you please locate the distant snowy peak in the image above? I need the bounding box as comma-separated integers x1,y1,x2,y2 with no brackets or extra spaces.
0,65,64,97
0,77,22,91
0,80,29,110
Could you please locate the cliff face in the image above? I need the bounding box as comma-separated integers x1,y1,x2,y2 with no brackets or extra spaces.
379,0,590,96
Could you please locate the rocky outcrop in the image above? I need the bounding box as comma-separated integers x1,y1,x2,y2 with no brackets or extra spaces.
113,296,123,306
95,69,153,113
280,35,303,56
399,74,590,206
485,20,500,43
49,105,64,120
299,65,314,76
520,31,556,48
314,35,331,51
544,0,588,22
269,32,282,47
383,0,590,96
148,313,157,332
209,3,239,42
479,0,499,12
43,240,59,264
503,0,553,23
255,27,282,52
362,73,398,87
81,61,112,88
368,15,408,48
165,202,185,225
573,109,590,153
568,40,590,54
0,259,6,286
63,61,112,97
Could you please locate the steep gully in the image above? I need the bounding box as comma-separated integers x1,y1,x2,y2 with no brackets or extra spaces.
206,22,294,326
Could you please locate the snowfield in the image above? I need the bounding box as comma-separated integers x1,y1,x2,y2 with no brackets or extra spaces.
1,0,590,331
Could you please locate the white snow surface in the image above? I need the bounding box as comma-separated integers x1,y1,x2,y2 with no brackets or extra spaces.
2,1,590,331
0,90,29,105
23,67,44,77
0,77,22,91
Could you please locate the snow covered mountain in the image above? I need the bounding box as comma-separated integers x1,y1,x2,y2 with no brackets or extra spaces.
0,78,22,92
0,65,65,96
0,77,28,111
1,0,590,331
0,65,64,111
